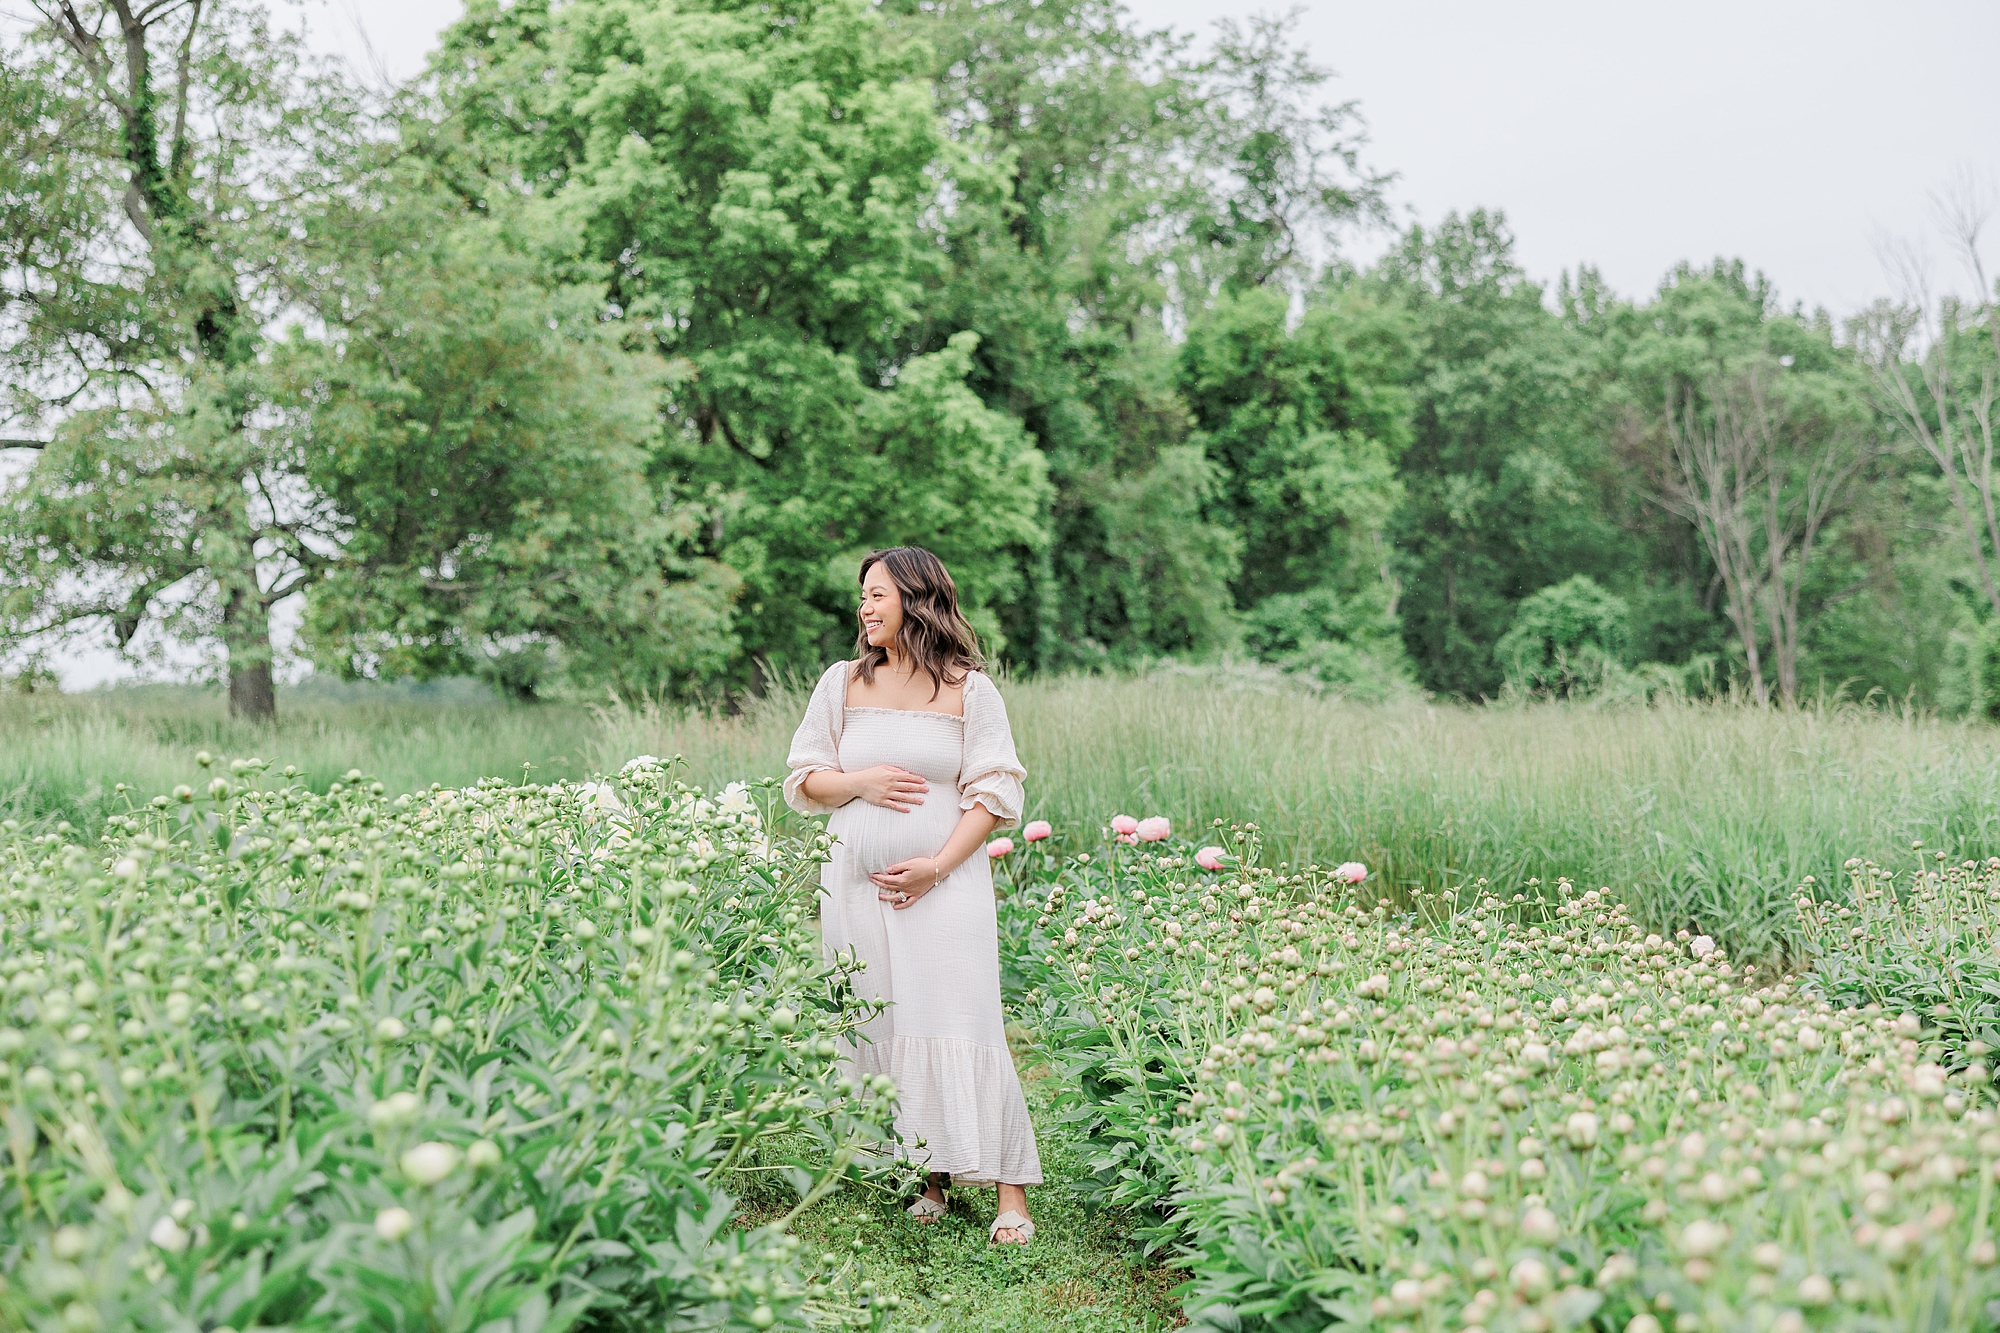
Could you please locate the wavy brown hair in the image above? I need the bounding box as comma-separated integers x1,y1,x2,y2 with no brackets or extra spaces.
853,547,984,699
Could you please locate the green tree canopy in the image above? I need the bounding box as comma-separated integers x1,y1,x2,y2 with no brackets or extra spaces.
423,0,1050,683
279,186,742,699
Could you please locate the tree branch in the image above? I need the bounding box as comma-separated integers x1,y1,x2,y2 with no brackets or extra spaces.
168,0,202,181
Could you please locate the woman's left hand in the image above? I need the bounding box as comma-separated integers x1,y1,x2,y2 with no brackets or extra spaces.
873,857,946,909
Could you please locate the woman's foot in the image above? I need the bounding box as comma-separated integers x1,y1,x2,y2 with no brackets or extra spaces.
991,1183,1032,1244
911,1172,949,1223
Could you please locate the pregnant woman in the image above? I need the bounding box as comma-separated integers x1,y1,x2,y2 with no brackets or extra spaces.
784,546,1041,1245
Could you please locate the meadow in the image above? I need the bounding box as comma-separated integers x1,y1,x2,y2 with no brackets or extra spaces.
5,674,2000,1331
14,672,2000,956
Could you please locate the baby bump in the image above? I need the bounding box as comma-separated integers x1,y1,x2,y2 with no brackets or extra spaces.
830,797,960,875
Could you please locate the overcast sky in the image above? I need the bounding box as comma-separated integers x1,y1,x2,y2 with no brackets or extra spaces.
36,0,2000,686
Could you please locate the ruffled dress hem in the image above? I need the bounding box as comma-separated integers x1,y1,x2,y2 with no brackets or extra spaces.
849,1033,1044,1186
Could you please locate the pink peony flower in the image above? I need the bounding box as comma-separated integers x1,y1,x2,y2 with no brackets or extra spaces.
986,838,1015,858
1334,861,1368,884
1136,816,1171,842
1195,846,1227,871
1117,832,1138,845
1109,814,1139,836
1023,820,1053,842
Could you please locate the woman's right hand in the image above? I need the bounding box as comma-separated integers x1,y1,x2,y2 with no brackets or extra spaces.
848,764,929,812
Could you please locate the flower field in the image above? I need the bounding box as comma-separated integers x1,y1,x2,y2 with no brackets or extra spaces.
10,741,2000,1333
996,822,2000,1332
0,756,902,1331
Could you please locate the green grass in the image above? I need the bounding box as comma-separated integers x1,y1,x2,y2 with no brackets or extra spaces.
748,1038,1186,1333
18,668,2000,954
0,682,596,829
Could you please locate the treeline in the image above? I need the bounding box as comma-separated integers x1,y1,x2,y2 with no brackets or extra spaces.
3,0,1996,716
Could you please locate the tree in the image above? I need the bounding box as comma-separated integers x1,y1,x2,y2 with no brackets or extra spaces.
1177,283,1410,616
1370,211,1624,698
278,187,744,699
1657,364,1868,704
1854,191,2000,617
1180,11,1389,296
883,0,1219,668
1620,269,1876,705
0,0,352,718
422,0,1051,685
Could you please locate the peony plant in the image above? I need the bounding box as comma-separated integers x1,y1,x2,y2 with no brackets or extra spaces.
0,758,898,1331
1017,822,2000,1333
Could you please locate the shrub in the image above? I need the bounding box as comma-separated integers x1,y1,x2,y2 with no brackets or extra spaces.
1497,575,1631,698
0,759,895,1331
1019,829,2000,1332
1242,589,1414,702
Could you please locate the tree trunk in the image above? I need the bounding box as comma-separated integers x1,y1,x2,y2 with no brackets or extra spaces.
222,576,276,721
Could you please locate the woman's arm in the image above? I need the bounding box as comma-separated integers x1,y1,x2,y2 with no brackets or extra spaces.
799,766,929,812
870,800,1002,909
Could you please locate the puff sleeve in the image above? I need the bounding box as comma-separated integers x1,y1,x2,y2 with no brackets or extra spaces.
958,672,1026,829
783,662,851,816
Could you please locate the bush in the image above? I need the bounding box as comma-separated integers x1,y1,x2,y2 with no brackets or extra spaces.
1497,576,1631,698
1014,827,2000,1332
0,759,896,1331
1242,589,1414,702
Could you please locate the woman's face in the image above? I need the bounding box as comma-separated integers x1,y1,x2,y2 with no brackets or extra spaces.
859,563,903,651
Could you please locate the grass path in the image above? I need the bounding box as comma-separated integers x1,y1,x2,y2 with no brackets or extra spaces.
779,1037,1186,1333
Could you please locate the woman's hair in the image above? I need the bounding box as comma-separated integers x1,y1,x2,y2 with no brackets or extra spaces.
853,546,984,698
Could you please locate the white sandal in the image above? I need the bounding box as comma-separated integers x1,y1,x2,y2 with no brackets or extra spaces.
906,1193,947,1221
988,1210,1035,1245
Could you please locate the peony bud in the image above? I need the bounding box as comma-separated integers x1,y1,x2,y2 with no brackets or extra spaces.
1679,1220,1729,1258
399,1142,461,1186
374,1207,414,1242
148,1216,189,1253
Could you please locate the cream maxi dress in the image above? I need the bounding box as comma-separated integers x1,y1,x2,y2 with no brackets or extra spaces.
783,661,1043,1187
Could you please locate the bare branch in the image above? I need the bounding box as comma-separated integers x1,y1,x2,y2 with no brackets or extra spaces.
168,0,202,176
1661,362,1868,705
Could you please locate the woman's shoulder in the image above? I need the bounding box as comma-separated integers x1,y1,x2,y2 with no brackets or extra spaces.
802,660,854,711
961,669,1008,706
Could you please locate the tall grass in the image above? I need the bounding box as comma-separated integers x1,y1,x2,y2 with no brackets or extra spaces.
12,670,2000,953
0,684,595,829
599,671,2000,955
